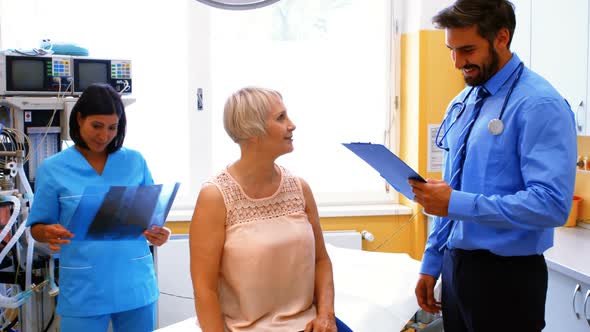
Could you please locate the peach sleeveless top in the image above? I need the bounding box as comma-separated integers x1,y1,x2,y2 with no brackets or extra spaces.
208,166,317,332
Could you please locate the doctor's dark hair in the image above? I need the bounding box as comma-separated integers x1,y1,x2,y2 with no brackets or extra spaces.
432,0,516,49
69,83,127,153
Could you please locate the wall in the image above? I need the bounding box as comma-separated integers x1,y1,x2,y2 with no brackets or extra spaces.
398,0,590,240
166,214,415,255
165,0,463,261
576,136,590,221
398,0,463,259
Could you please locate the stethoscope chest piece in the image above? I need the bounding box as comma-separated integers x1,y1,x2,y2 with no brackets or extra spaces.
488,118,504,135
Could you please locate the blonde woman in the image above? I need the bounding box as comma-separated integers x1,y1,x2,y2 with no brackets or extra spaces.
189,87,352,332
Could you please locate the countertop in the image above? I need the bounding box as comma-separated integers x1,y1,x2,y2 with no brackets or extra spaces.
545,226,590,285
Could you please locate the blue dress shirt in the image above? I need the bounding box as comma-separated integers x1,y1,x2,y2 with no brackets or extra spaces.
421,54,577,278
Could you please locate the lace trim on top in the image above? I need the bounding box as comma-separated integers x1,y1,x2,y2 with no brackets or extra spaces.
209,166,306,226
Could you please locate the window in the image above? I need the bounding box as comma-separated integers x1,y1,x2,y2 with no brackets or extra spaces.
0,0,398,210
204,0,399,206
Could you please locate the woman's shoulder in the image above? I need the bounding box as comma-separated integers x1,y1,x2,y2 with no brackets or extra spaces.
39,146,76,169
207,168,233,186
113,146,143,157
277,164,298,179
111,147,147,163
197,176,229,212
277,165,304,185
199,182,224,202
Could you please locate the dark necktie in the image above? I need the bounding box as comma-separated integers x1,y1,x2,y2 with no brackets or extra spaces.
437,86,489,251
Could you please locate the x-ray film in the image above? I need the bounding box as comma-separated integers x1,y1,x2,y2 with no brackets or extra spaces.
68,183,180,240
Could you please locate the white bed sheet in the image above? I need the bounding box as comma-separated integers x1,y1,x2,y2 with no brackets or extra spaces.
156,244,421,332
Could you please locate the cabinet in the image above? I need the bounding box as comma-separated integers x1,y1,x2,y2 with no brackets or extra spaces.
544,227,590,331
527,0,589,136
512,0,590,135
545,268,590,331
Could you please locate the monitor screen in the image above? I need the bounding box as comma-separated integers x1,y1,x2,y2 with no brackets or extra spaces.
11,59,44,90
77,62,109,91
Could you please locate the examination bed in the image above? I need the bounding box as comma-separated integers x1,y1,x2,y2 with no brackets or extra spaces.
155,243,422,332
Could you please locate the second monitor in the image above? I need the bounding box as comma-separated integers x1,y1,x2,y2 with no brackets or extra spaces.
72,57,132,95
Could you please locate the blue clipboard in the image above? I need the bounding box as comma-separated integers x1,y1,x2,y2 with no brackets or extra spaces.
343,143,425,200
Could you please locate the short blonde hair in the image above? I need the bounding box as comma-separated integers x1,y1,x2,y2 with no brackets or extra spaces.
223,87,283,143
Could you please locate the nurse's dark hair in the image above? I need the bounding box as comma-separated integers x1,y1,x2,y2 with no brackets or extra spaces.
432,0,516,49
69,83,126,153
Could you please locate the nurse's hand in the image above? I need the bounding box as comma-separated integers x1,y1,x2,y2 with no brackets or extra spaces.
415,273,441,314
30,224,74,251
143,226,171,246
409,178,452,216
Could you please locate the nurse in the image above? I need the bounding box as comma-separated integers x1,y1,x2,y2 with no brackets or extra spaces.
27,83,171,332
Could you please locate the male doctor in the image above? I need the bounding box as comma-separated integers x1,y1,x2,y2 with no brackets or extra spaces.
409,1,577,331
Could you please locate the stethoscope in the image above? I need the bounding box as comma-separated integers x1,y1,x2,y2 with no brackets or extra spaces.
435,62,525,151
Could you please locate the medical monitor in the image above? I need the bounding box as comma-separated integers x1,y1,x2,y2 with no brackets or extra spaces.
0,54,73,95
77,61,109,91
72,57,132,95
11,59,44,90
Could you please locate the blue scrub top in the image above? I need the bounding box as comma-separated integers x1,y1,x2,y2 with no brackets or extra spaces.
27,146,159,317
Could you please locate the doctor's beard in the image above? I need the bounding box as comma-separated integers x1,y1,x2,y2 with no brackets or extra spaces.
463,47,500,86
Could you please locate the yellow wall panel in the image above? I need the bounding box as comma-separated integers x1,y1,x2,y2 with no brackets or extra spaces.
165,221,191,235
576,136,590,220
399,29,463,259
165,214,417,257
400,32,421,170
320,215,415,256
399,31,424,258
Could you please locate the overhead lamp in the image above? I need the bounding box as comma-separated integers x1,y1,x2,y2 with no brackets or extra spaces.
194,0,281,10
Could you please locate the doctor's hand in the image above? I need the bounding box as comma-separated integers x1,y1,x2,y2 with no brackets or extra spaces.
30,224,74,251
143,226,171,246
409,178,452,217
415,273,441,314
304,312,337,332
